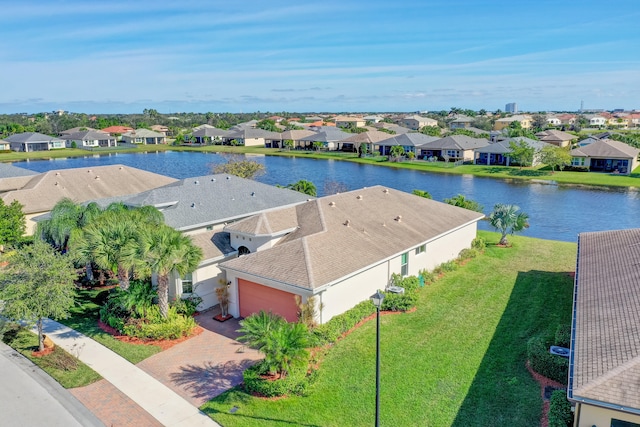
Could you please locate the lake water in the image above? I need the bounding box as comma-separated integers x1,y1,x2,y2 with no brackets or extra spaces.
12,151,640,242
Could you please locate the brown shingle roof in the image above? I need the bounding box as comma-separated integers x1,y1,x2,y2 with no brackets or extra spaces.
222,187,483,289
1,165,176,214
571,229,640,411
570,138,640,159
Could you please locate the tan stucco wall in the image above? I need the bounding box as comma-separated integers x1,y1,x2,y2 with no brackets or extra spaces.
576,402,640,427
243,137,266,147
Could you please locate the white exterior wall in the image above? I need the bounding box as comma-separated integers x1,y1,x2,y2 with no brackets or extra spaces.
168,259,233,310
243,137,266,147
229,233,277,253
575,403,640,427
423,224,478,270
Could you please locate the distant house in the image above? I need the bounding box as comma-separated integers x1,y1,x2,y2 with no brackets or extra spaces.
0,139,10,151
402,115,438,131
334,116,366,129
150,125,169,136
297,127,352,150
2,165,177,234
493,115,533,131
569,139,639,174
223,128,281,147
449,115,474,129
64,130,117,149
275,130,317,149
5,132,66,152
59,127,97,136
190,127,228,144
376,133,440,156
546,115,562,126
363,115,384,123
121,129,166,145
474,137,550,166
101,126,134,137
418,135,489,162
569,229,640,427
220,187,484,323
556,114,576,125
587,115,607,127
535,130,577,147
372,122,412,134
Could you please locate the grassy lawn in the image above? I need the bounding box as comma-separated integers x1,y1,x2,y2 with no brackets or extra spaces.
201,231,576,426
2,327,101,388
57,287,161,364
3,145,639,188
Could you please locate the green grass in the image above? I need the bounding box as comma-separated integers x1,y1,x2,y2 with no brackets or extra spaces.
3,145,639,188
201,231,576,426
58,287,161,364
2,327,101,388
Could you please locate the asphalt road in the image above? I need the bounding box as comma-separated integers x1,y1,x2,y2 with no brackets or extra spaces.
0,341,103,427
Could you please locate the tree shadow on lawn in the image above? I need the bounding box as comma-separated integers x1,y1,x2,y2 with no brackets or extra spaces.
451,270,573,427
170,359,256,404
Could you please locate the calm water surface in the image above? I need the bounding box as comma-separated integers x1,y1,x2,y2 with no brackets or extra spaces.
13,151,640,242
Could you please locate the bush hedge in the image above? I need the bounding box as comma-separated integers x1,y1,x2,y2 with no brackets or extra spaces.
548,389,572,427
313,300,376,345
243,362,312,397
555,324,571,348
527,336,569,384
381,292,417,312
122,306,197,340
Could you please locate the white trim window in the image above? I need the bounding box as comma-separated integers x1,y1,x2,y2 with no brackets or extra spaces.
180,272,194,294
401,252,409,276
415,244,426,255
571,157,585,166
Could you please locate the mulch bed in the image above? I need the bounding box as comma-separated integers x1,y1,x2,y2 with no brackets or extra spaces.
526,361,565,427
97,321,203,351
31,347,55,357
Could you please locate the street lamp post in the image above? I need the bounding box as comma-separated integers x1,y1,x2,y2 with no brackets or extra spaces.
370,290,385,427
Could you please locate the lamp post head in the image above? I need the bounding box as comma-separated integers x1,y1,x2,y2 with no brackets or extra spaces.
370,290,385,308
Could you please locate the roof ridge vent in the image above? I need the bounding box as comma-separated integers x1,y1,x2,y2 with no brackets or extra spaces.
94,176,100,180
344,219,351,227
395,215,402,222
329,201,336,207
356,195,363,200
383,188,389,194
251,192,255,196
194,180,199,185
55,172,60,175
191,203,196,208
226,176,231,180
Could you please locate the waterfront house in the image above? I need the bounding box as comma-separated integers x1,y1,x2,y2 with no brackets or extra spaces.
190,127,229,144
418,135,489,162
569,139,639,174
0,139,10,151
569,229,640,427
273,129,317,149
223,128,281,147
474,137,549,166
64,130,117,149
297,127,352,150
220,187,484,323
377,133,440,156
5,132,66,152
121,129,166,145
100,126,134,137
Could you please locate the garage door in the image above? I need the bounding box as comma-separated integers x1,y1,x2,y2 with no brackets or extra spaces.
238,279,299,322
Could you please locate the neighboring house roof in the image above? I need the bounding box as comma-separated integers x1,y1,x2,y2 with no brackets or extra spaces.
222,187,484,290
338,130,393,144
0,163,38,192
121,174,311,231
570,139,640,158
420,135,489,150
299,128,351,142
4,132,65,143
450,115,474,124
122,129,165,138
150,125,169,132
0,163,38,179
191,127,229,138
570,229,640,414
372,123,412,134
64,130,114,141
101,126,133,134
1,165,177,214
189,231,236,262
280,130,317,140
495,114,532,123
536,130,576,142
464,127,490,135
379,133,440,147
225,128,281,140
192,124,217,131
476,138,550,154
59,127,97,135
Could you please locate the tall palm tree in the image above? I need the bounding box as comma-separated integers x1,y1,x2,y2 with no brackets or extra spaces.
488,204,529,246
287,180,317,197
139,224,203,318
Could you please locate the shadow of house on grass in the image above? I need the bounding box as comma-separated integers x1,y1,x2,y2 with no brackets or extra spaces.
451,270,573,427
170,359,257,404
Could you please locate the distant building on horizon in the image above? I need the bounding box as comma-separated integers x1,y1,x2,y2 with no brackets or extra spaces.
505,103,518,114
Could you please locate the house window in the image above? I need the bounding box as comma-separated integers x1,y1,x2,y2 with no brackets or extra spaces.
401,252,408,276
415,244,426,255
446,150,458,158
611,420,640,427
571,157,585,166
181,273,193,294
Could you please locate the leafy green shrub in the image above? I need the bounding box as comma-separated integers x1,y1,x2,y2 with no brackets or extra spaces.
471,237,486,251
122,306,197,340
381,292,417,312
171,293,202,317
554,324,571,348
243,362,312,397
439,261,458,272
458,248,479,261
390,274,420,293
548,390,572,427
313,300,376,345
527,336,568,384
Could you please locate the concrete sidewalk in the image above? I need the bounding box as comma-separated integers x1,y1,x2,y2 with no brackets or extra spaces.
35,319,220,427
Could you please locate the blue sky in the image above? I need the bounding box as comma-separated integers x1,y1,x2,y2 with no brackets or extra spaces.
1,1,639,114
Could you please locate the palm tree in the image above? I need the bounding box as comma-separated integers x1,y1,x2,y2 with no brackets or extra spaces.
488,204,529,246
287,180,317,197
139,224,203,318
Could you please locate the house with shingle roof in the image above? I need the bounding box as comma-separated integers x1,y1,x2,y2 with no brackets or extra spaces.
101,125,134,136
536,130,577,147
223,128,281,147
334,116,366,129
569,139,639,174
474,137,551,166
5,132,66,152
220,187,484,323
190,126,229,144
113,174,312,309
64,130,117,149
418,135,489,162
493,114,533,131
121,129,166,145
1,165,177,234
402,115,438,131
376,133,440,156
569,229,640,426
298,127,352,150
